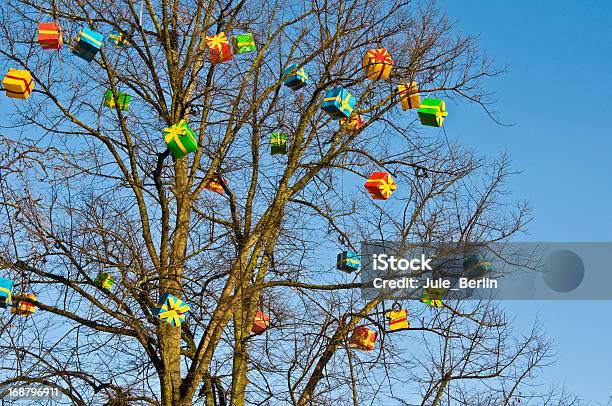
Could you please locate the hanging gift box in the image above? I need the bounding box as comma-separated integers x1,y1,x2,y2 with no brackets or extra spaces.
164,120,198,159
349,325,377,351
463,252,493,279
362,48,393,80
206,32,233,64
251,311,270,335
38,22,63,50
340,113,365,132
283,64,309,90
364,172,396,200
107,29,128,46
11,293,36,316
0,277,13,309
104,89,131,111
270,132,287,155
204,177,226,194
154,293,190,326
418,98,448,127
95,272,115,290
386,307,409,331
421,287,445,308
321,87,355,119
231,33,255,54
398,82,420,110
72,27,104,62
2,69,34,100
336,251,361,273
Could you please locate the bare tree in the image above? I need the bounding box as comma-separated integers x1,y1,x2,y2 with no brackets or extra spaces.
0,0,568,405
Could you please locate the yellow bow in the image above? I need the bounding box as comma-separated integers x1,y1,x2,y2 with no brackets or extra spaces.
207,33,229,50
165,121,188,155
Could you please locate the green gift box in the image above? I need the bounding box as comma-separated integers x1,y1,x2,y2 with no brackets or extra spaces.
104,89,131,111
417,98,448,127
270,132,287,155
95,272,115,290
164,120,198,159
231,33,255,54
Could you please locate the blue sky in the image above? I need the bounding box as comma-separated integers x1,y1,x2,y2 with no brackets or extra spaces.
442,1,612,403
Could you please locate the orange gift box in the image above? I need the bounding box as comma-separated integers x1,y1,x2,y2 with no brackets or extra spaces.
251,311,270,335
38,22,63,50
364,172,396,200
398,82,420,110
349,325,377,351
206,33,233,64
362,48,393,80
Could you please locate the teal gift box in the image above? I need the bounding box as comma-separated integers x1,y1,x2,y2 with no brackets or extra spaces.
0,277,13,309
153,293,190,327
107,29,128,46
463,253,493,279
72,27,104,62
283,64,309,90
321,87,355,119
337,251,360,272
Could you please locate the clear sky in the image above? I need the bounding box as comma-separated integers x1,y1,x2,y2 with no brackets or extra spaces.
441,1,612,403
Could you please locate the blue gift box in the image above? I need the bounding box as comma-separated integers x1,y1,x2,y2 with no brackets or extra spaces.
336,251,361,272
72,27,104,62
283,64,309,90
0,277,13,309
321,87,355,119
153,292,190,327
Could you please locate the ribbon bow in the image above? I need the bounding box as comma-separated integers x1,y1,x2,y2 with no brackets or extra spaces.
164,121,188,155
206,33,229,51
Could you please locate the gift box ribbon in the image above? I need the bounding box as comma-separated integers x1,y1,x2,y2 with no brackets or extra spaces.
206,33,229,51
366,49,393,65
80,31,102,48
4,73,33,96
0,287,11,304
165,121,194,155
324,92,353,114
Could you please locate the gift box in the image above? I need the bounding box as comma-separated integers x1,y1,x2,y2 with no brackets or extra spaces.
362,48,393,80
231,33,255,54
204,178,226,194
463,253,493,279
154,293,190,326
336,251,360,273
270,132,287,155
420,287,445,308
164,120,198,159
321,87,355,119
11,293,36,316
72,27,104,62
349,325,377,351
283,64,309,90
340,114,365,132
398,82,420,111
107,29,128,46
386,308,409,331
206,32,232,64
251,311,270,334
0,277,13,309
2,69,35,100
364,172,396,200
418,98,448,127
95,272,115,290
104,89,131,111
38,22,63,50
